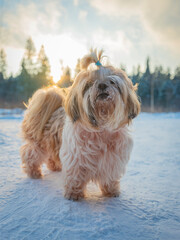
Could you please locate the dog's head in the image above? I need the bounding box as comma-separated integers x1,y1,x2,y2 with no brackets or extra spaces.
65,50,140,131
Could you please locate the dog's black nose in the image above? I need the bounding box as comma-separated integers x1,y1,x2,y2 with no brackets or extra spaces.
98,83,108,91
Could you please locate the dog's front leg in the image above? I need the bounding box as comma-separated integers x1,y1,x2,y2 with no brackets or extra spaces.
64,165,88,201
99,180,120,197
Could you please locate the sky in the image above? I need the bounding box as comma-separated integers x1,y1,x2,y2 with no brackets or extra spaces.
0,0,180,82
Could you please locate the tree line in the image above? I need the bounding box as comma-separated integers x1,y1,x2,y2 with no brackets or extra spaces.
0,37,180,111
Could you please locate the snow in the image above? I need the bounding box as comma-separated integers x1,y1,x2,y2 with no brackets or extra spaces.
0,108,24,120
0,110,180,240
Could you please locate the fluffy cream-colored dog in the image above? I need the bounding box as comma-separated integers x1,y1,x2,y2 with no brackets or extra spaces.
20,50,140,200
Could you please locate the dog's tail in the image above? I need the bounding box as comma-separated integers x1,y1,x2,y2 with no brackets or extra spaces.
22,86,65,142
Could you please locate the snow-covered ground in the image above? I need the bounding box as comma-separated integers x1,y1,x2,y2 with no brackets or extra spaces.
0,110,180,240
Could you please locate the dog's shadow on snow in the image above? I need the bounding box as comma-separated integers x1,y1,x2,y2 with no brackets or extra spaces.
40,168,107,202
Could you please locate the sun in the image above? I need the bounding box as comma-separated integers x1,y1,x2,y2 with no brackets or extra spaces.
34,33,87,83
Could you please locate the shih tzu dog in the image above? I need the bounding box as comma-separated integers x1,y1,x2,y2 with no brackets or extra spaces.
20,49,140,200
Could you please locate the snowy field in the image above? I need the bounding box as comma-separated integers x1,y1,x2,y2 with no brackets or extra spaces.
0,109,180,240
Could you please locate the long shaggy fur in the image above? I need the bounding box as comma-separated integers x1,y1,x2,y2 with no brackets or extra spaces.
20,86,66,178
22,86,64,141
20,49,140,200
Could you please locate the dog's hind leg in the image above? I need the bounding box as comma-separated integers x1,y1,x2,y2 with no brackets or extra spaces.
20,143,45,179
46,153,62,172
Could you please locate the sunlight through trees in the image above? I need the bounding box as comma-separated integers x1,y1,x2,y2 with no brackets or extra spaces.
0,38,180,111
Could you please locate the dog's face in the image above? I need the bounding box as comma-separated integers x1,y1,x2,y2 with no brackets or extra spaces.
65,66,140,130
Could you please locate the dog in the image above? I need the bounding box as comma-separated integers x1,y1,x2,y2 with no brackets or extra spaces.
20,49,140,200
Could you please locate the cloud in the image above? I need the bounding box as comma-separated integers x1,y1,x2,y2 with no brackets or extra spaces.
0,1,62,48
89,0,180,53
79,10,88,20
89,29,133,68
73,0,79,6
89,0,141,17
91,29,132,53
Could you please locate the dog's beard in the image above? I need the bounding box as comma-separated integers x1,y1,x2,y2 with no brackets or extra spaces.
92,87,116,124
83,82,125,130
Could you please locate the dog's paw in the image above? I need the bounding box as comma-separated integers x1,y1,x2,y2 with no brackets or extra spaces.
28,171,42,179
111,191,120,197
47,160,62,172
103,191,120,198
53,164,62,172
64,191,84,201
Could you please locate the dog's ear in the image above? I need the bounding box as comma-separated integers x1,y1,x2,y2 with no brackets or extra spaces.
127,85,141,120
65,92,80,122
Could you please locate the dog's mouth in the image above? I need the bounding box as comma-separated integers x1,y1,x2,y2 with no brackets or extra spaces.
96,92,109,100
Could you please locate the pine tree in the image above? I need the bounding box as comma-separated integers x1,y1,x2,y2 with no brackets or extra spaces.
120,64,126,72
145,57,150,75
0,48,7,81
16,58,33,101
172,66,180,109
0,49,7,102
131,65,141,85
36,45,52,87
57,66,72,88
138,57,152,109
23,37,36,75
74,58,81,77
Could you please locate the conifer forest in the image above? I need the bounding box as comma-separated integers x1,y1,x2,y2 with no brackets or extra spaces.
0,38,180,111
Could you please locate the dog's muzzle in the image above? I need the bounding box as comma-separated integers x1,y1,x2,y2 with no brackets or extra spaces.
96,82,110,101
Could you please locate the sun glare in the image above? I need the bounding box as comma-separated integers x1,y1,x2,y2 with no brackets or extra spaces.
34,33,86,83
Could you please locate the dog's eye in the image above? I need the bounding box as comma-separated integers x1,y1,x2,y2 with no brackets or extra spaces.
110,80,115,85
